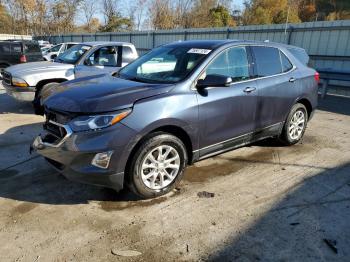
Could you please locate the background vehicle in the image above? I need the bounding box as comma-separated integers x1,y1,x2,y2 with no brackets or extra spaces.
0,40,43,76
2,41,138,114
32,40,319,199
42,42,78,61
37,40,52,49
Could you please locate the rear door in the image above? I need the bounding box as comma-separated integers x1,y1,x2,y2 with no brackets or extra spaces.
74,46,120,78
23,42,43,62
251,46,300,129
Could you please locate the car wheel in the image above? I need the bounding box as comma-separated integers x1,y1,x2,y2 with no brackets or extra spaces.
280,103,308,145
127,132,188,199
33,82,60,115
0,64,8,78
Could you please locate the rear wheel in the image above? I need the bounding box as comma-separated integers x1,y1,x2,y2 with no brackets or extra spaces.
0,64,9,78
33,82,60,115
279,103,308,145
127,132,188,199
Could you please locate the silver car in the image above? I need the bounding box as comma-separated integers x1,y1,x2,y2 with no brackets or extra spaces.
2,41,138,112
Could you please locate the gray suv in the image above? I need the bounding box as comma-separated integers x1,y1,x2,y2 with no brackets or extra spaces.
32,40,318,198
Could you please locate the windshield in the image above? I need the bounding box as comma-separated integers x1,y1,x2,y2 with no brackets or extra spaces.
118,46,211,83
56,44,91,64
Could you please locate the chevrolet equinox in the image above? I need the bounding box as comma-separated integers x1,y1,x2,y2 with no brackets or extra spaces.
32,40,319,198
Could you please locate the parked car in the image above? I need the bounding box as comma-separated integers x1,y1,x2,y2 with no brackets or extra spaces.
37,40,52,49
42,42,78,61
31,40,319,198
0,40,43,75
2,41,138,114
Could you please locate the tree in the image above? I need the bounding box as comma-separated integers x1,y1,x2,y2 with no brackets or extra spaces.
209,5,236,27
242,0,300,25
80,0,98,32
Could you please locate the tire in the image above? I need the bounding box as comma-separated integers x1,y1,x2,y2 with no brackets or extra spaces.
0,64,9,78
33,82,60,115
279,103,308,145
127,132,188,199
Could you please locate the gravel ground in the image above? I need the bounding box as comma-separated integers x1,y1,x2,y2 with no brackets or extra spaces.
0,86,349,262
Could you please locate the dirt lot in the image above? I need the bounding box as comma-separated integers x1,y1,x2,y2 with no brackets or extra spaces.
0,86,349,262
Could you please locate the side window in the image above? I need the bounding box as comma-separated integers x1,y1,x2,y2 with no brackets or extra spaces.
0,43,11,53
86,46,117,67
205,46,250,82
11,43,22,53
280,51,293,72
50,44,62,52
122,46,135,63
252,46,282,77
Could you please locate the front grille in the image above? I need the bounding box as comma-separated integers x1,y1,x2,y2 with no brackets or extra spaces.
2,71,11,85
43,110,72,140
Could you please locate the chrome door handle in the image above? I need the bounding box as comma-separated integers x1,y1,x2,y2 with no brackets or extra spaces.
243,87,256,93
289,77,296,83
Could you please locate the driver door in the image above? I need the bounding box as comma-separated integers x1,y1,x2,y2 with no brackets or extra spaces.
75,46,120,78
197,46,258,157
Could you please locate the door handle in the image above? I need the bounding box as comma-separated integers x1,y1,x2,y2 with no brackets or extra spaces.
243,87,256,93
289,77,296,83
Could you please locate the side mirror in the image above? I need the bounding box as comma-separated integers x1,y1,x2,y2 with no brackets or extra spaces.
51,54,57,59
196,74,232,89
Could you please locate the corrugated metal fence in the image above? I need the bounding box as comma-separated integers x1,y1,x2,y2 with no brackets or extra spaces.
36,20,350,87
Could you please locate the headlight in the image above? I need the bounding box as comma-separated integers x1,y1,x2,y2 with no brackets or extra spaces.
12,77,29,87
69,109,131,132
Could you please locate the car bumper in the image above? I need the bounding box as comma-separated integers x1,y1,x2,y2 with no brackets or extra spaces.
31,122,138,191
3,81,35,101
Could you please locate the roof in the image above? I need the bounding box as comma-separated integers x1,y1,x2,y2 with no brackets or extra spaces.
81,41,133,46
163,39,304,51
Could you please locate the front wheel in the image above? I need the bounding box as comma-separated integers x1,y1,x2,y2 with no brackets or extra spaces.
33,82,60,115
279,103,308,145
127,132,188,199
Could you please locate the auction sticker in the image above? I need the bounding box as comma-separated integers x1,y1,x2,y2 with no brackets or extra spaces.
187,48,212,54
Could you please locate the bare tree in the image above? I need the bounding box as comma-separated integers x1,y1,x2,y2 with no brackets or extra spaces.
80,0,97,32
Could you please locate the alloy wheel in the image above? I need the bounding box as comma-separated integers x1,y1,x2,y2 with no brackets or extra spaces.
141,145,180,190
288,110,305,140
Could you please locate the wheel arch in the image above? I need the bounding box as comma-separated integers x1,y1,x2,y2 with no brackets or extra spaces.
296,98,313,119
35,78,68,95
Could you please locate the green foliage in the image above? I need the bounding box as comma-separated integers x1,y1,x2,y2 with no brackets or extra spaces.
99,16,133,32
209,5,236,27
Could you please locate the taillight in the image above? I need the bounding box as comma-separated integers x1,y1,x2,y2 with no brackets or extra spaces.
314,72,320,83
20,55,27,63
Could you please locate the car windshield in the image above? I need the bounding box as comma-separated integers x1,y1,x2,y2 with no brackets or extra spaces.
118,46,211,83
56,44,91,64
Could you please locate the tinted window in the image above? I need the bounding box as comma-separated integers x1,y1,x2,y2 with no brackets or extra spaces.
56,44,91,64
67,44,76,50
122,46,135,63
11,43,22,53
205,46,250,82
0,43,11,53
252,46,282,77
24,43,41,53
280,51,293,72
287,48,309,65
87,46,117,67
50,44,62,52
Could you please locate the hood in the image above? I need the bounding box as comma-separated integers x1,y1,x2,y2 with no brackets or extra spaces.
43,74,174,113
5,61,73,75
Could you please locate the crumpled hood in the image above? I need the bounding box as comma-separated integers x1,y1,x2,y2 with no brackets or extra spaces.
5,61,73,75
43,74,174,113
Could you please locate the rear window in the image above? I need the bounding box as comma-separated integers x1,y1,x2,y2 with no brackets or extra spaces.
24,43,41,53
287,48,309,65
252,46,282,77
